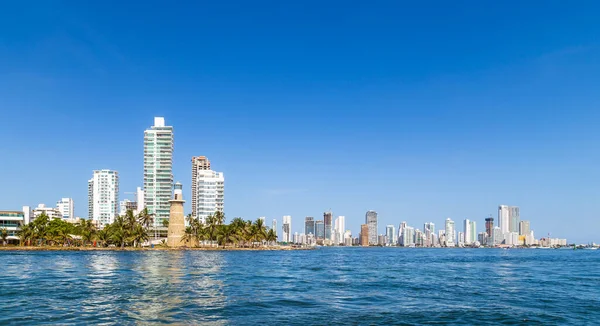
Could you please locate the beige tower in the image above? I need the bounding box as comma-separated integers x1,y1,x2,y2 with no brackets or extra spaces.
167,182,186,247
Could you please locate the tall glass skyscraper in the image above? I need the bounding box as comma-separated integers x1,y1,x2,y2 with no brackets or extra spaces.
315,220,324,240
144,117,174,227
305,217,315,236
365,210,378,245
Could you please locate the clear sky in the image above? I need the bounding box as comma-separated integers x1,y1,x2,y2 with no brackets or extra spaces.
1,1,599,243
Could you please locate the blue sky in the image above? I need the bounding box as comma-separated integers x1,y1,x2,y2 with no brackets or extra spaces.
1,1,599,243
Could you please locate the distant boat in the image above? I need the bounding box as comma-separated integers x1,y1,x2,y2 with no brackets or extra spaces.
583,247,598,250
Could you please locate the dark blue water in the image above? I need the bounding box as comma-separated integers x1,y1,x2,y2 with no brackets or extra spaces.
1,248,599,325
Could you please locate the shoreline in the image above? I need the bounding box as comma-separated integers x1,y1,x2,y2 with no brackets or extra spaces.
0,246,313,252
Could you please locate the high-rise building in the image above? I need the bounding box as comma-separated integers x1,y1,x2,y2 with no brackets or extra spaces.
56,198,74,220
385,225,396,245
136,187,145,213
360,224,369,246
315,220,324,240
144,117,174,227
469,220,476,244
445,218,455,247
365,210,378,245
334,216,345,245
88,169,119,226
282,215,291,243
323,211,333,241
485,217,494,237
424,222,435,247
191,156,211,217
272,219,278,238
464,219,472,244
402,226,415,246
519,220,530,236
493,226,502,245
498,205,520,234
192,167,224,223
463,219,476,244
304,217,315,236
398,221,407,246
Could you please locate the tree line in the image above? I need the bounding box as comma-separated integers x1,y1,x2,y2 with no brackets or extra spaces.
7,208,277,248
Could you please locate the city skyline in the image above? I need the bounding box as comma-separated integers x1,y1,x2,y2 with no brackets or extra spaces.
2,2,600,243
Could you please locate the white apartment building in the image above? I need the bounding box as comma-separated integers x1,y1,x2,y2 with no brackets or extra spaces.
334,216,345,245
56,198,74,220
144,117,174,227
136,187,145,213
193,169,224,223
33,204,62,219
445,218,455,247
88,169,119,226
386,224,396,246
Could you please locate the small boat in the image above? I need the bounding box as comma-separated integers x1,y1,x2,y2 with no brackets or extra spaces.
583,247,598,250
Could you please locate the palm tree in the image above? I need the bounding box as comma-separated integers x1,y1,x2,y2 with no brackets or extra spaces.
217,224,236,247
182,226,194,246
78,219,96,246
0,228,8,246
131,223,149,247
266,229,277,246
17,224,33,246
125,210,137,230
205,214,218,244
137,208,153,229
230,217,246,247
32,213,50,246
213,211,225,225
110,216,129,249
253,218,267,245
96,229,110,247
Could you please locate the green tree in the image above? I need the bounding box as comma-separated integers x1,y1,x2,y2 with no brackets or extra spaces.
137,208,153,229
266,229,277,245
0,228,8,246
131,223,148,247
110,216,129,249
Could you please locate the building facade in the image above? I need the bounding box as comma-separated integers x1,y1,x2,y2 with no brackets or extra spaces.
485,217,494,237
519,220,530,236
144,117,174,227
445,218,455,247
305,217,315,236
282,215,291,243
334,216,345,245
56,198,74,220
191,156,211,218
0,210,25,242
33,204,62,219
499,205,520,234
365,210,378,245
323,211,332,241
315,220,324,240
385,225,396,245
192,168,224,223
360,224,369,246
88,169,119,226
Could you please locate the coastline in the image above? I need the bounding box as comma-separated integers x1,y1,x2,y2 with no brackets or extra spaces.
0,246,313,252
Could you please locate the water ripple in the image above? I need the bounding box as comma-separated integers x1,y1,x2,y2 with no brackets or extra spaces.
0,248,599,325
